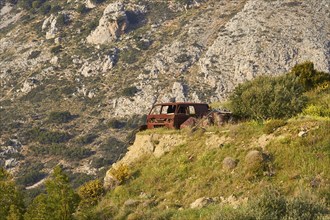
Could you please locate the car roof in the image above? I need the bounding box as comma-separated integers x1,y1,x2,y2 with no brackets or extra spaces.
153,102,209,106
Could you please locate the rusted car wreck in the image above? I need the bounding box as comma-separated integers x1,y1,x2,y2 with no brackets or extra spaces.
146,102,231,129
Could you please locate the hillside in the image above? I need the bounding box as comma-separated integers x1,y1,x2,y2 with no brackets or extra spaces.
83,115,330,219
0,0,330,215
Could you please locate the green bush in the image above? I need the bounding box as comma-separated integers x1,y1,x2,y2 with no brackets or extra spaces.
250,189,287,220
78,179,104,208
27,50,41,60
39,3,51,14
290,61,330,91
249,189,328,220
16,168,46,186
90,0,105,4
76,134,98,146
50,4,61,13
285,197,327,220
122,86,138,97
56,14,69,27
48,111,74,123
229,75,307,120
30,144,93,160
302,104,330,118
50,45,62,54
120,49,139,64
107,119,126,129
109,164,131,184
25,127,71,144
77,3,89,14
263,119,287,134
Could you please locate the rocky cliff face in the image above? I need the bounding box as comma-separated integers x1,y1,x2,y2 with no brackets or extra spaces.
0,0,329,185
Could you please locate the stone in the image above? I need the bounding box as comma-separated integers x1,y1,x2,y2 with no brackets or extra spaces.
5,158,18,168
190,197,213,209
298,130,308,137
103,170,120,190
50,56,59,65
87,2,128,44
222,157,237,170
85,0,96,9
244,150,266,174
124,199,140,207
42,14,58,39
21,78,38,93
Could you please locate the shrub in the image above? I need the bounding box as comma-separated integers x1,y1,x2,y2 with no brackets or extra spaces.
30,144,93,160
249,189,328,220
16,169,46,186
25,127,71,144
90,0,105,4
77,3,89,14
56,14,69,26
263,119,287,134
109,164,131,184
107,119,126,129
50,45,62,54
27,50,41,60
284,197,327,220
302,104,330,118
175,53,191,63
229,75,307,120
48,111,74,123
50,4,61,13
250,189,287,220
78,179,104,207
39,3,51,14
120,49,139,64
290,61,330,91
122,86,138,97
76,134,98,146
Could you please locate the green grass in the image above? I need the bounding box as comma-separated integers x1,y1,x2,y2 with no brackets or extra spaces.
85,115,329,219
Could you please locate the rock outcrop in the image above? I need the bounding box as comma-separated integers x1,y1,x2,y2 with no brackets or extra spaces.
199,0,330,100
87,2,128,44
42,14,58,39
104,133,186,189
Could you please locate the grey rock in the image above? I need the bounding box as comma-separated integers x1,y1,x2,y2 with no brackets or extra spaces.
87,2,128,44
298,130,308,137
42,14,58,39
222,157,237,170
190,197,213,209
5,158,17,168
124,199,140,207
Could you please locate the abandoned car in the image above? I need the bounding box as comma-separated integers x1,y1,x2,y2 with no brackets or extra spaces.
146,102,210,129
146,102,232,129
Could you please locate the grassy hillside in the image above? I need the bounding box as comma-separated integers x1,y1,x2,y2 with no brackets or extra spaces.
82,113,330,218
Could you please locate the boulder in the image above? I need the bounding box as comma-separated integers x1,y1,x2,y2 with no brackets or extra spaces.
42,14,57,39
190,197,213,209
87,2,128,44
222,157,237,170
244,150,266,176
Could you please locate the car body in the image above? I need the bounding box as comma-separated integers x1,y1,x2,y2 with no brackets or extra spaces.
146,102,210,129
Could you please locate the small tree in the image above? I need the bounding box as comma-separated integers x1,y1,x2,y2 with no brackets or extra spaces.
290,61,330,91
0,167,24,219
24,166,79,220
